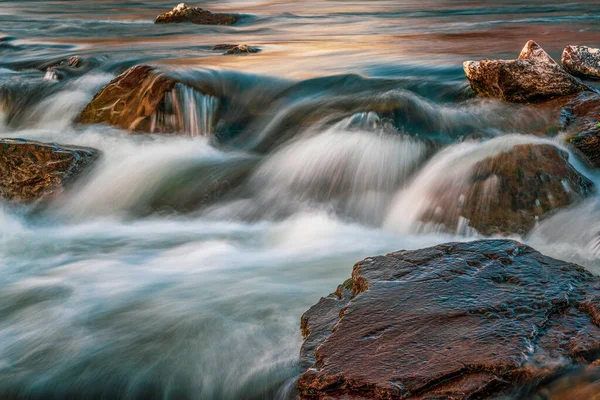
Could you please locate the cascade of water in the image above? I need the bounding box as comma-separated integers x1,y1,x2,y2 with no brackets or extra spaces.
150,84,219,136
383,134,558,235
238,121,428,224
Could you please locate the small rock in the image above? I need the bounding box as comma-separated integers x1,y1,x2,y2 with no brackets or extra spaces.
0,138,99,202
66,56,82,68
212,44,260,55
298,240,600,399
562,45,600,80
155,3,237,25
44,55,102,81
464,40,587,103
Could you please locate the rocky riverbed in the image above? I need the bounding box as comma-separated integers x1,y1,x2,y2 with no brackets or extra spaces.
1,1,600,399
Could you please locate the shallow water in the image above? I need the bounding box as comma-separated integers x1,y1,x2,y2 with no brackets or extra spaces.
1,1,600,399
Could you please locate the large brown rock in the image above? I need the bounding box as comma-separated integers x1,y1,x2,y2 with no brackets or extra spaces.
77,65,218,134
78,65,176,131
563,92,600,168
420,143,593,236
155,3,237,25
562,45,600,80
0,138,99,202
464,41,587,103
298,240,600,399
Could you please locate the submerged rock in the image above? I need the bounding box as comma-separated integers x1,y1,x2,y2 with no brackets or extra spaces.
0,138,99,202
562,45,600,80
526,367,600,399
77,65,219,134
212,44,260,55
464,40,586,103
564,92,600,168
298,240,600,399
155,3,237,25
419,143,593,236
44,55,103,81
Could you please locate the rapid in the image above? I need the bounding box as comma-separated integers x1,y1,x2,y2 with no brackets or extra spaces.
1,1,600,399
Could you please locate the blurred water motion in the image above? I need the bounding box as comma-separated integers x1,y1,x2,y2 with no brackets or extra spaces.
0,1,599,399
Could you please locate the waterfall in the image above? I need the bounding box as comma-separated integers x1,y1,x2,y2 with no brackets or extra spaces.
150,84,219,136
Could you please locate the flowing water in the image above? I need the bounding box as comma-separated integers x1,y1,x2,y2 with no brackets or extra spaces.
1,1,600,399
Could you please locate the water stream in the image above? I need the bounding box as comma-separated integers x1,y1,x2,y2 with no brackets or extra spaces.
1,1,600,399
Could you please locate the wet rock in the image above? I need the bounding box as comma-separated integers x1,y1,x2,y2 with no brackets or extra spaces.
78,65,176,131
298,240,600,399
420,143,593,236
527,367,600,399
77,65,218,134
141,155,259,214
300,279,354,369
464,41,587,103
563,92,600,167
0,138,99,202
65,56,81,68
212,44,260,55
155,3,237,25
562,45,600,80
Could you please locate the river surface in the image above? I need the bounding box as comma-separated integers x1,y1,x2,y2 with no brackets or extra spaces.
1,1,600,399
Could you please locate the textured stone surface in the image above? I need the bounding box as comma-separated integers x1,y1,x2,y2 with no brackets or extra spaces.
0,138,99,202
563,92,600,168
212,44,260,55
298,240,600,399
464,41,586,103
77,65,178,132
562,45,600,80
420,144,594,236
155,3,237,25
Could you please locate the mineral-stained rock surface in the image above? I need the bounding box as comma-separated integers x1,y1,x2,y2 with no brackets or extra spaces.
420,143,594,236
562,45,600,80
463,40,587,103
563,92,600,168
0,138,99,202
298,240,600,399
155,3,237,25
78,65,176,131
77,65,218,134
